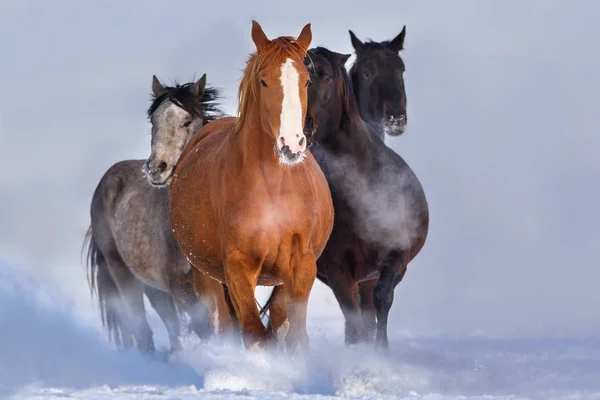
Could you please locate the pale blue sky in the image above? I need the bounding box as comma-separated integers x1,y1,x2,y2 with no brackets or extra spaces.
0,0,599,338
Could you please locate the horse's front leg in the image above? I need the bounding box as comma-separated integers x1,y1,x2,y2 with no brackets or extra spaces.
358,278,378,342
144,285,182,353
264,285,289,351
321,257,365,345
169,270,213,341
374,252,407,349
283,254,318,354
193,268,240,342
224,251,270,350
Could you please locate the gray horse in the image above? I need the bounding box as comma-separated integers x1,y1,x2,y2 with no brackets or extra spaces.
83,74,226,355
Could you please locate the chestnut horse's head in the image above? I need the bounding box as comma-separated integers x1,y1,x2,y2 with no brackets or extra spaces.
237,20,313,165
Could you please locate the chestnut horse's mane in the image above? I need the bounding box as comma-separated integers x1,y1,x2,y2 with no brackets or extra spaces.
235,37,308,132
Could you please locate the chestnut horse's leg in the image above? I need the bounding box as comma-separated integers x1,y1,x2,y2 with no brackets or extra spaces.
283,255,318,353
267,286,289,350
224,252,269,350
374,251,407,349
221,284,243,343
144,285,182,353
358,279,378,342
192,269,239,341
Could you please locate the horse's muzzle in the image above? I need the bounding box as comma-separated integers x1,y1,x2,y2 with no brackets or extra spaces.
144,160,171,186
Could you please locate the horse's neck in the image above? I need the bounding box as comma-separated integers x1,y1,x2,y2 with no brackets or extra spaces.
340,109,375,156
363,120,385,142
233,109,279,167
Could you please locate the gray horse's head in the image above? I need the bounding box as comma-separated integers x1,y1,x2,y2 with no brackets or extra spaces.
144,74,220,187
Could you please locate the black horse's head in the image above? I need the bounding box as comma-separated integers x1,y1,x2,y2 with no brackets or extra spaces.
348,27,407,137
305,47,365,145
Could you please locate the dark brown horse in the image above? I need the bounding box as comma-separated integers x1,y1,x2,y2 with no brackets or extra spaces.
168,20,334,352
84,75,236,356
348,27,408,139
268,47,429,349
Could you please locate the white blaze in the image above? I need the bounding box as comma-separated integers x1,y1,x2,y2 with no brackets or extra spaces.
278,58,305,155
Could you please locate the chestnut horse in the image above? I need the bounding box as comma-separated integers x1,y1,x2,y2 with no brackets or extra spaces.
168,20,334,352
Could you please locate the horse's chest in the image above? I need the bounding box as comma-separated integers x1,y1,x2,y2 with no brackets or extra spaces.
230,194,313,246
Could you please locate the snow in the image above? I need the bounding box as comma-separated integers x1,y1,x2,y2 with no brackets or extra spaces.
1,263,600,400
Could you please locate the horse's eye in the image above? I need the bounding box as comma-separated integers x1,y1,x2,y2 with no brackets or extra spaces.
261,80,268,88
323,75,333,82
363,71,370,79
305,80,311,87
183,120,192,128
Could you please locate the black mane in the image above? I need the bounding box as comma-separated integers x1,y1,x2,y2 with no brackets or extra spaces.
147,80,224,124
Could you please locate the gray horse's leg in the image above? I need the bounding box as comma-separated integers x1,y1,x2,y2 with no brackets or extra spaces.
144,285,182,353
104,251,155,354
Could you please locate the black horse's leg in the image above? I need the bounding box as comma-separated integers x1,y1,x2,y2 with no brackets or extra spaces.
358,279,378,342
324,261,366,345
374,252,407,349
144,285,182,354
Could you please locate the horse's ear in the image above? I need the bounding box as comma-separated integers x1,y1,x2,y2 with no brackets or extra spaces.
349,30,363,52
296,23,312,52
251,20,270,53
388,26,406,52
337,53,351,66
152,75,166,96
193,74,207,97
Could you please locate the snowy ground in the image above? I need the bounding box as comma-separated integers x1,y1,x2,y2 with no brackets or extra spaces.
1,264,599,400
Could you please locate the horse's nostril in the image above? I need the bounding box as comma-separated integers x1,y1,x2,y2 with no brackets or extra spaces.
158,161,167,173
299,137,305,147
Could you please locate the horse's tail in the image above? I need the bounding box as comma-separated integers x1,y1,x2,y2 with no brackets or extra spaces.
83,226,131,349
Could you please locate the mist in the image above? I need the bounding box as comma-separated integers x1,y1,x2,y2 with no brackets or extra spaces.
1,0,599,342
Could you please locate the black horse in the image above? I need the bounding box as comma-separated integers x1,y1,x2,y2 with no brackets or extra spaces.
297,47,429,349
348,27,408,139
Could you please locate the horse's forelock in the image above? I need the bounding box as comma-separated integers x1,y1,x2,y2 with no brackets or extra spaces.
235,37,308,132
147,82,223,123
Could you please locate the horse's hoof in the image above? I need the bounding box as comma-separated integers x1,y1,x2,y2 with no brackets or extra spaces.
375,338,390,351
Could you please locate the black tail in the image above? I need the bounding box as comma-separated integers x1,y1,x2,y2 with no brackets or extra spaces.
83,226,132,349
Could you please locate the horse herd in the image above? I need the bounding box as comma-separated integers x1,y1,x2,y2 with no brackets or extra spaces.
82,20,429,358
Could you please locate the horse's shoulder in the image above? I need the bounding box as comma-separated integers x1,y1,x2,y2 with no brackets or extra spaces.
180,117,236,163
